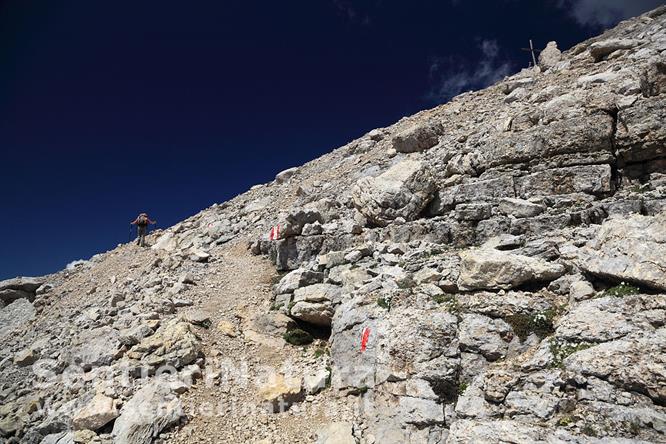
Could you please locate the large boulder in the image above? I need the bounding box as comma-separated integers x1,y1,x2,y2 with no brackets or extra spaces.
578,212,666,290
565,329,666,404
290,284,341,326
457,248,565,291
69,326,122,370
257,374,303,413
127,319,200,370
392,122,441,153
588,38,641,62
538,41,562,70
352,159,435,226
275,268,325,294
112,379,183,444
72,393,119,431
0,277,44,304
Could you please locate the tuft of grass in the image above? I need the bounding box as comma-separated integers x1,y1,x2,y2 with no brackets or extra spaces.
283,328,314,346
432,294,461,314
376,296,391,310
581,424,597,437
557,415,574,427
506,309,556,341
457,381,468,395
603,282,640,298
549,338,592,368
288,301,296,311
270,302,284,311
313,347,329,359
396,276,416,289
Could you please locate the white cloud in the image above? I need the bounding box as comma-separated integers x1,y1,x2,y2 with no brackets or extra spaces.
558,0,664,27
427,39,513,103
332,0,372,25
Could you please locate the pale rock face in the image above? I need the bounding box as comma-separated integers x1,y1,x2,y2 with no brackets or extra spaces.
127,319,200,370
457,248,565,291
458,314,513,361
538,41,562,70
391,122,441,153
290,283,341,325
578,212,666,290
257,374,303,413
112,380,183,444
72,393,119,431
275,166,299,183
565,329,666,404
274,268,324,294
588,38,642,62
352,159,435,226
316,422,356,444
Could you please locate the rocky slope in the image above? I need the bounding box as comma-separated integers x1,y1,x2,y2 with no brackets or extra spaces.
2,5,666,444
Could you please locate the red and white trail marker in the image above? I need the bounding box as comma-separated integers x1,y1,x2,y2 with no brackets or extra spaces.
360,327,371,352
268,224,281,240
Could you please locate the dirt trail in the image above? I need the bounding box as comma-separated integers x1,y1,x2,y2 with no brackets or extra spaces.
168,241,356,444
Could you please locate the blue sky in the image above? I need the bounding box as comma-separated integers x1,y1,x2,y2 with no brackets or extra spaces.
0,0,662,279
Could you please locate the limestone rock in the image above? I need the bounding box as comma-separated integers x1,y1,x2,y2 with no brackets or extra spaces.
274,268,324,294
392,122,441,153
538,41,561,70
457,248,565,291
566,329,666,404
579,212,666,290
304,368,329,394
352,159,435,226
0,276,43,304
0,298,35,339
290,284,341,326
275,166,298,183
316,422,355,444
459,314,513,361
257,374,303,413
112,379,183,443
128,319,200,369
497,198,545,218
72,393,119,431
589,38,641,62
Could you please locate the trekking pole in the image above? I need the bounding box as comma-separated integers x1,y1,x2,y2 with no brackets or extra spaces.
128,224,132,243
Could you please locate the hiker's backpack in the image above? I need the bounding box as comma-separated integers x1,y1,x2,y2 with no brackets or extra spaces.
137,214,148,226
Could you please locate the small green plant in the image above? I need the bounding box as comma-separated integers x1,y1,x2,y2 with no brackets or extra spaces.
506,309,556,341
283,328,314,346
549,338,592,368
288,301,296,311
629,183,650,194
581,424,597,437
626,420,641,436
376,296,391,310
313,347,329,358
432,294,461,314
457,381,468,395
396,276,416,289
604,282,640,298
270,302,284,311
557,415,573,426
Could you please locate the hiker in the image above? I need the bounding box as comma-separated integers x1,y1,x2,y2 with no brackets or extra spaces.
130,213,156,247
